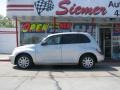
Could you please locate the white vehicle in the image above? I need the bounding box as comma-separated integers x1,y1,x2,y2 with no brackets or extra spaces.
10,32,104,69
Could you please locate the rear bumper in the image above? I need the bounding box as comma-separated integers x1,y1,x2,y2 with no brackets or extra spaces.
96,53,104,62
9,55,16,65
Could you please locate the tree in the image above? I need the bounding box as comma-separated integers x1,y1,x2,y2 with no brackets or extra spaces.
0,14,15,28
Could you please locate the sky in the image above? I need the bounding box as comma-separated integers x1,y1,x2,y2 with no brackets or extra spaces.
0,0,7,16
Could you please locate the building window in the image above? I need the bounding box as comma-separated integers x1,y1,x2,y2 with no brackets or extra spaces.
112,23,120,60
73,23,96,39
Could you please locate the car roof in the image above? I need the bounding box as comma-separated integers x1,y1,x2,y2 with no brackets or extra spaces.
48,32,90,37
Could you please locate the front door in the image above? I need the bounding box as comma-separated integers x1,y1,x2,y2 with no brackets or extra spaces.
99,28,111,59
36,35,62,64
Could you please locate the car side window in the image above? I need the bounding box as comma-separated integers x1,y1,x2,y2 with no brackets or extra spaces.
46,35,61,45
60,34,90,44
77,34,90,43
61,34,77,44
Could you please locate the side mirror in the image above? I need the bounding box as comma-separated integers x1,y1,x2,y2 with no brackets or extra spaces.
41,41,47,46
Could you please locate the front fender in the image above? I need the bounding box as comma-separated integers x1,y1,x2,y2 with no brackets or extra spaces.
12,48,36,64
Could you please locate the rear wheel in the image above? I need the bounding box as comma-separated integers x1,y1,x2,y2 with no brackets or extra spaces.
80,55,95,69
16,54,33,69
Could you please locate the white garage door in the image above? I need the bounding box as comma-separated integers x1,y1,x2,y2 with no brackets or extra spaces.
0,28,16,54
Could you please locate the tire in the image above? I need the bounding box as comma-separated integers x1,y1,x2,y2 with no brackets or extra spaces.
80,55,95,69
16,54,33,69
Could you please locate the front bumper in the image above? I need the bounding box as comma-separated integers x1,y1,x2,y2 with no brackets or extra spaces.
9,55,16,65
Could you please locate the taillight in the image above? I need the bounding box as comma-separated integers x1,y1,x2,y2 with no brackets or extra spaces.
96,47,102,54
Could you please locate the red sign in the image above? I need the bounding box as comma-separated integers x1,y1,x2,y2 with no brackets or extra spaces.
59,23,72,29
56,0,107,16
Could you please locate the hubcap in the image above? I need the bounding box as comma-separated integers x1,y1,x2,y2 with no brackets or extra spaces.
82,57,94,68
18,56,30,68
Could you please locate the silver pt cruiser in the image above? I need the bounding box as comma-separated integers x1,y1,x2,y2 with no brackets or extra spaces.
10,32,104,69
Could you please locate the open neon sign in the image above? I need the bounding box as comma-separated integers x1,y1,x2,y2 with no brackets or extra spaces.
21,22,72,32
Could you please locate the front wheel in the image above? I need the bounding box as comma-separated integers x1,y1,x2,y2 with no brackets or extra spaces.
80,55,95,69
16,54,33,69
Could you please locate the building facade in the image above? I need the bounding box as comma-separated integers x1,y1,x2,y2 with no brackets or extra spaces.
0,28,16,54
7,0,120,60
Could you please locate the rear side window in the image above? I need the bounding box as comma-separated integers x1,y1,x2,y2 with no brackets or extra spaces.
60,34,90,44
77,34,90,43
61,34,77,44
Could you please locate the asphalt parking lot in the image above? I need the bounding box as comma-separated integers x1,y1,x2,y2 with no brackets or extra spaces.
0,61,120,90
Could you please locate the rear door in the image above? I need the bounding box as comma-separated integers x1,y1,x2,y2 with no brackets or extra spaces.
61,34,80,63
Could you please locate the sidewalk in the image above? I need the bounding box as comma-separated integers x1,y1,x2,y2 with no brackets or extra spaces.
0,54,10,61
